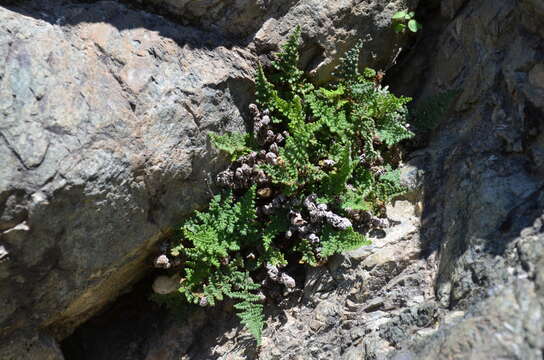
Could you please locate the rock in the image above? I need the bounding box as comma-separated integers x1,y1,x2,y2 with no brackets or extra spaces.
441,310,465,326
138,0,295,36
441,0,469,19
390,351,417,360
386,200,418,223
386,0,544,358
0,331,64,360
252,0,421,82
2,0,543,358
348,214,418,263
140,0,420,82
361,242,417,271
0,0,252,353
529,64,544,88
403,279,544,359
152,275,179,295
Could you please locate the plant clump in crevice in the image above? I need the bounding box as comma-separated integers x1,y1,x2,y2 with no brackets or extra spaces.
153,26,417,344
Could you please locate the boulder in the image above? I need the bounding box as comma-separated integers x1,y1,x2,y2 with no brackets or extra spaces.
0,0,253,356
386,0,544,358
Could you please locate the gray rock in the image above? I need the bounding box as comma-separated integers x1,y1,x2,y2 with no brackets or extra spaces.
0,330,64,360
152,275,180,295
251,0,421,82
140,0,420,82
386,0,544,358
138,0,296,36
0,0,252,355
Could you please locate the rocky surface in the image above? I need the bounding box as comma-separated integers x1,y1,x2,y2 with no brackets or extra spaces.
384,0,544,358
256,199,437,360
0,1,253,357
0,0,416,358
60,196,437,360
89,0,544,359
135,0,420,81
2,0,543,358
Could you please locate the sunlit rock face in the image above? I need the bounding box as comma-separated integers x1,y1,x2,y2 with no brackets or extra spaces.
139,0,419,81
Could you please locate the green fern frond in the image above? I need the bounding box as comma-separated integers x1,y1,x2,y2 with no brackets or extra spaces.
376,167,406,202
340,190,372,211
209,132,251,161
234,298,265,344
272,25,304,88
320,145,358,196
333,40,364,82
295,239,319,266
319,225,371,258
261,212,289,266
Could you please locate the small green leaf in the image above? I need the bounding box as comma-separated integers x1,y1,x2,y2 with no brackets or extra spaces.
394,23,406,33
408,19,419,32
392,10,407,20
363,67,377,79
408,11,415,18
208,132,251,160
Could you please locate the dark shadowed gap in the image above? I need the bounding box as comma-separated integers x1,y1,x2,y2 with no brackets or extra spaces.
60,253,309,359
60,274,168,360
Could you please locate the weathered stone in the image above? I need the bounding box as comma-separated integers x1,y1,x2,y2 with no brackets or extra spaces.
139,0,420,82
0,331,64,360
441,0,469,19
385,0,544,358
529,64,544,88
0,0,253,353
251,0,421,82
139,0,295,36
152,275,179,295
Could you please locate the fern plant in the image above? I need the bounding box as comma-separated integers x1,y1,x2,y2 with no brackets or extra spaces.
209,132,252,161
157,27,415,345
255,30,413,206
